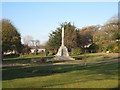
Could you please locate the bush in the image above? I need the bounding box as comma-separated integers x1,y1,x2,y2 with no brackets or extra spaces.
113,46,120,53
47,49,56,56
107,43,114,53
107,41,120,53
41,58,47,62
71,48,82,55
101,47,107,53
48,52,53,56
31,58,47,64
3,53,20,58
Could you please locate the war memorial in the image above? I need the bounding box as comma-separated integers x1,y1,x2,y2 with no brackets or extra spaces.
52,27,75,61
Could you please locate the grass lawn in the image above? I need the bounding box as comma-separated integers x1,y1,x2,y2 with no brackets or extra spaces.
2,53,119,65
3,54,54,60
2,60,119,88
50,54,118,64
3,53,108,60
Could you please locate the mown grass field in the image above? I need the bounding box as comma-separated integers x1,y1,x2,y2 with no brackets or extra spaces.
2,60,119,88
2,53,118,65
3,54,53,61
3,53,112,60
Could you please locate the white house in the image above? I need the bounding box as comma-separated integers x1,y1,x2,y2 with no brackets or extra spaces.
30,49,45,53
4,50,16,55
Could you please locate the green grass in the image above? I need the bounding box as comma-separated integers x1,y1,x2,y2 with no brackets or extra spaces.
70,53,103,57
2,61,119,88
3,54,54,60
47,54,118,64
3,53,103,60
3,53,119,65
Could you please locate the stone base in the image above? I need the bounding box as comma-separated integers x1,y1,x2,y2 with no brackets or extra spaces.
56,46,69,56
50,45,75,61
51,56,75,61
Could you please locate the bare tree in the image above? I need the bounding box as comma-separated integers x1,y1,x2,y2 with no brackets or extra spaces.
36,40,40,47
23,35,33,46
106,14,118,24
30,40,40,55
30,40,40,47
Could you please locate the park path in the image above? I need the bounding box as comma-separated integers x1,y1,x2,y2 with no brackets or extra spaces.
1,58,119,67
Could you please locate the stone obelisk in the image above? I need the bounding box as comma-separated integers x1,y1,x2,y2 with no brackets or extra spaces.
62,27,64,46
52,27,75,61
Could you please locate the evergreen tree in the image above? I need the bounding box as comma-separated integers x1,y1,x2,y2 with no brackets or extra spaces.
1,19,23,54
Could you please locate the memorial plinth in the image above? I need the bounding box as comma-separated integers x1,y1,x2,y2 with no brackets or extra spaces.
52,27,75,61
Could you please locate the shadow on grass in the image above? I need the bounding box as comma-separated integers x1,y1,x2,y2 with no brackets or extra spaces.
2,61,119,81
2,56,54,65
46,60,71,63
72,54,105,60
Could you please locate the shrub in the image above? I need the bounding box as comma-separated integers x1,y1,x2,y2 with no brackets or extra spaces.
101,47,107,53
107,43,114,53
41,58,47,62
48,52,53,56
47,50,56,56
107,41,120,53
3,53,20,58
31,58,47,64
113,46,120,53
71,48,82,55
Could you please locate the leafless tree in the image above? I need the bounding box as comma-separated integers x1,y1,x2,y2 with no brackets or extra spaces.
23,35,33,46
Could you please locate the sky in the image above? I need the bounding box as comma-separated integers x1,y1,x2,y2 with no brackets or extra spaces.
1,2,118,44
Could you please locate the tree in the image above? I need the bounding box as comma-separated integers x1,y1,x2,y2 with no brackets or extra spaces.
46,22,78,54
46,27,61,54
23,35,33,46
31,40,40,47
79,25,99,49
64,22,78,51
104,15,119,41
22,44,31,55
93,15,119,52
31,40,40,55
1,19,22,54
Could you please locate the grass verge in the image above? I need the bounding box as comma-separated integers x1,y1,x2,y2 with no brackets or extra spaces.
2,60,119,88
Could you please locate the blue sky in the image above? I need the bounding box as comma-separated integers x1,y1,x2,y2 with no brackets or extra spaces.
2,2,118,44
